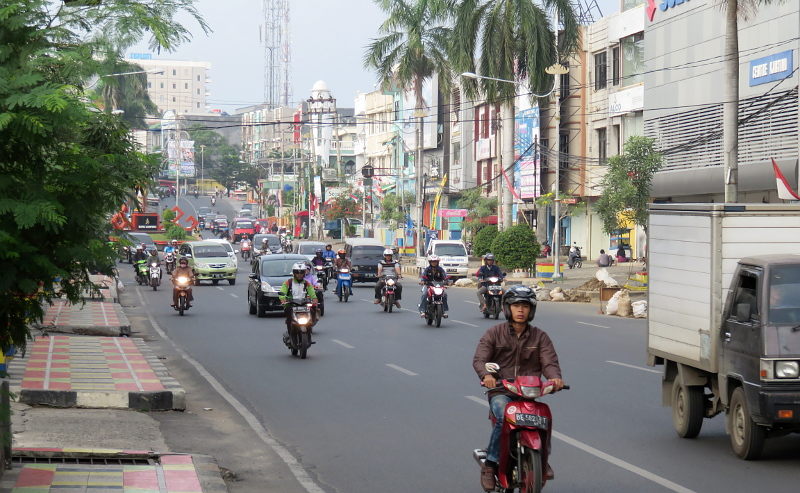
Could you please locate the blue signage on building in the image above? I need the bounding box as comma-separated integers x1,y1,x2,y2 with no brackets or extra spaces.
128,53,153,60
749,50,793,86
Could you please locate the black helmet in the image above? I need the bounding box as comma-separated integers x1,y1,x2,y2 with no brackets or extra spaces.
484,253,495,261
501,285,537,322
315,248,323,255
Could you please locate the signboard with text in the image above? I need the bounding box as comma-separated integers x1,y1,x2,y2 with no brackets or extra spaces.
749,50,793,86
131,213,160,231
437,209,468,218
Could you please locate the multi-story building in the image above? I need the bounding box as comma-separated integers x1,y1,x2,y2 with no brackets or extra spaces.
645,0,799,203
126,55,211,116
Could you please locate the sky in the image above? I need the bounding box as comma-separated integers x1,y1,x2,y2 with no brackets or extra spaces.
132,0,622,113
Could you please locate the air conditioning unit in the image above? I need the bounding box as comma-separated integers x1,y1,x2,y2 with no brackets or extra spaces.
321,168,338,182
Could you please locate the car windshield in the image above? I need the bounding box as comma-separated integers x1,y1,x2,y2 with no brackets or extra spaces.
261,259,298,277
193,246,228,258
253,234,280,249
352,246,385,259
298,244,323,254
765,265,800,355
198,207,211,215
434,244,467,256
235,221,253,228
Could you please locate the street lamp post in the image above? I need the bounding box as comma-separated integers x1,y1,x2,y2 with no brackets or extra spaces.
199,144,206,196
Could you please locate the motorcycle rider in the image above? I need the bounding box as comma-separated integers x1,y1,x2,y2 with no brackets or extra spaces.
419,255,449,318
211,196,216,206
311,249,326,267
323,244,336,261
333,249,352,297
472,285,564,491
374,248,402,308
240,234,251,254
164,239,178,255
171,257,195,308
259,237,272,256
475,253,505,311
132,244,148,278
278,262,318,334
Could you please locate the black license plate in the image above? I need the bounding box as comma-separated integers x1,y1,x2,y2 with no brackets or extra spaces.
212,273,224,279
447,269,458,273
515,414,549,428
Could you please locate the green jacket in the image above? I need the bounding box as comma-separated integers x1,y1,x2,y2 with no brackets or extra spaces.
278,278,317,303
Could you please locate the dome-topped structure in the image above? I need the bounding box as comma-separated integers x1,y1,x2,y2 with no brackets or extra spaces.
311,80,330,96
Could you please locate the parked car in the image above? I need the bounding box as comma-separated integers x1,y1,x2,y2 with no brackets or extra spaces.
178,240,237,285
247,254,308,317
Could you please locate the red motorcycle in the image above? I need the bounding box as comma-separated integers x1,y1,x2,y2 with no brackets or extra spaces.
423,281,447,327
473,364,568,493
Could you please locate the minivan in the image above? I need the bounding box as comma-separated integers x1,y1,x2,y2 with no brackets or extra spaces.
426,240,469,279
345,238,387,283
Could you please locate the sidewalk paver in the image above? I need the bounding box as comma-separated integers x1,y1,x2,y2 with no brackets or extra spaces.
0,450,226,493
8,336,184,410
36,300,131,336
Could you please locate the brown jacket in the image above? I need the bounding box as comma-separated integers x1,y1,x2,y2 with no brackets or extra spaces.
473,322,562,395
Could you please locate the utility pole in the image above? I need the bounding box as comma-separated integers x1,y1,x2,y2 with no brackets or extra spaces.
174,117,181,208
723,0,739,203
200,144,206,195
552,10,562,279
415,110,425,257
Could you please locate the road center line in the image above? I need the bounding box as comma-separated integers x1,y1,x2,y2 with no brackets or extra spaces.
464,396,696,493
230,293,238,298
332,339,355,349
216,286,224,291
464,300,479,305
576,321,610,329
386,363,418,376
606,360,661,374
451,319,479,328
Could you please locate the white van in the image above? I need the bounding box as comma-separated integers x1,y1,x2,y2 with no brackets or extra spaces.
424,240,469,279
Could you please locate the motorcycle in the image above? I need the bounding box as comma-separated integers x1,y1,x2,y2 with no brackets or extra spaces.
134,260,149,285
282,298,315,359
336,268,352,302
314,284,325,317
380,275,399,313
149,261,161,291
567,247,583,269
423,281,447,327
241,242,251,261
323,259,334,290
480,276,504,320
164,252,176,275
211,196,216,206
314,264,328,291
473,363,569,493
174,275,192,315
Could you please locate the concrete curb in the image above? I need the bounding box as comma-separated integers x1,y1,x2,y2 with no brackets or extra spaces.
7,338,185,411
32,323,132,337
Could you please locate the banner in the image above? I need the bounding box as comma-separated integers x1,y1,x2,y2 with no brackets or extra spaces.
438,209,468,218
515,107,541,200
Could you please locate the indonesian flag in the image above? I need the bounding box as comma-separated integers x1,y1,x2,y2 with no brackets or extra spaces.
772,158,800,201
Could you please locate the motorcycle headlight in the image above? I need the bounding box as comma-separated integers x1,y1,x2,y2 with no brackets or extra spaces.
340,269,349,273
433,287,444,295
261,281,275,293
296,315,310,325
151,262,158,267
776,361,800,379
387,278,395,286
520,386,541,398
176,276,189,284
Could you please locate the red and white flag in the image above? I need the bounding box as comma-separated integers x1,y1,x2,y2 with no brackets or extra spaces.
772,158,800,201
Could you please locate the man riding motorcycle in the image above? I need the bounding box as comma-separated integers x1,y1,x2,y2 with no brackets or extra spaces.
475,253,504,311
132,244,148,277
419,255,449,318
278,262,318,334
311,249,326,267
374,248,402,308
258,238,272,256
323,244,336,260
472,285,564,491
164,240,178,255
171,257,195,308
333,249,352,297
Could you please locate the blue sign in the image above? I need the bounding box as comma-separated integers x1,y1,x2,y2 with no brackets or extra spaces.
659,0,690,13
128,53,153,60
749,50,793,86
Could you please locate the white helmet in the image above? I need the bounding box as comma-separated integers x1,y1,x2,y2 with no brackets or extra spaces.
291,262,307,274
428,254,440,263
383,248,393,256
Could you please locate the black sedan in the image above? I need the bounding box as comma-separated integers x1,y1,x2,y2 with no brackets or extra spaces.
247,254,308,317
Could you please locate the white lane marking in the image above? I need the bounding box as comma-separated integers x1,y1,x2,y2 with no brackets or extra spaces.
552,431,697,493
135,287,325,493
216,286,224,291
386,363,418,376
230,293,238,298
451,319,479,328
576,321,610,329
464,300,480,305
606,360,661,374
464,396,695,493
332,339,355,349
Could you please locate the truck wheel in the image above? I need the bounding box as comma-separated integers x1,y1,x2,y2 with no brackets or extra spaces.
672,380,704,438
729,387,766,460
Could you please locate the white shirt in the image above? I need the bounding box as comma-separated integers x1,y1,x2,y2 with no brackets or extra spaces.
290,280,306,300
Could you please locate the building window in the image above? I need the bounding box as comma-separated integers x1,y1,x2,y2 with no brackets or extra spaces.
172,97,176,102
184,83,188,89
172,69,176,76
172,83,176,89
623,111,644,143
621,32,644,86
147,82,152,89
197,88,200,95
160,82,164,89
597,128,607,164
594,52,607,90
559,63,570,100
197,75,201,82
559,133,569,170
197,102,200,108
540,138,549,171
612,47,620,86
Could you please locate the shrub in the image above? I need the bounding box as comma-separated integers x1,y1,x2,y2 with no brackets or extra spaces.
162,208,176,222
164,221,187,241
472,225,498,257
490,225,540,270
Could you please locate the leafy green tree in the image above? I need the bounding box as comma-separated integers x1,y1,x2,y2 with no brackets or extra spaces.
472,225,498,257
325,189,362,221
458,188,497,235
92,55,157,128
595,136,663,236
0,0,204,351
188,127,243,193
380,191,415,226
490,225,540,271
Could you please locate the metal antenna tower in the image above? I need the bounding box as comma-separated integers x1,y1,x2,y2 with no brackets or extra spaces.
262,0,291,108
570,0,603,25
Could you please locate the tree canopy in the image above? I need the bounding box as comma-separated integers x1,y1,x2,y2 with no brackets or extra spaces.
0,0,205,351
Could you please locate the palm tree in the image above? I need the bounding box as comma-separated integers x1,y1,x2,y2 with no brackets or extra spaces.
364,0,453,256
451,0,579,229
721,0,783,203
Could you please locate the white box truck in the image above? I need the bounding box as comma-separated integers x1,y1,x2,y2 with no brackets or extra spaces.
647,203,800,459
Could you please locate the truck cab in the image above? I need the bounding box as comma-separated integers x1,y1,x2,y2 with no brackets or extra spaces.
720,256,800,458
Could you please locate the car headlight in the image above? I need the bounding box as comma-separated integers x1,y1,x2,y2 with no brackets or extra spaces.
196,262,208,269
776,361,800,379
261,281,275,293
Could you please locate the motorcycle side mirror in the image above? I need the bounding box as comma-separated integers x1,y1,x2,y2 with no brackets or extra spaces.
248,273,257,280
183,254,192,258
485,362,500,374
235,250,240,254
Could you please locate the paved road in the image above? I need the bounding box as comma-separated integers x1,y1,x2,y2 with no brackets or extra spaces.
138,196,800,493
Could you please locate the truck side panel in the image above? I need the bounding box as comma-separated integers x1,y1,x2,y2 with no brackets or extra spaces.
647,213,714,371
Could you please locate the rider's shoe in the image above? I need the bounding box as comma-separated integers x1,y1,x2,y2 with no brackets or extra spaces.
394,301,401,308
419,311,426,318
443,312,449,318
545,464,554,480
480,462,497,491
373,299,381,304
